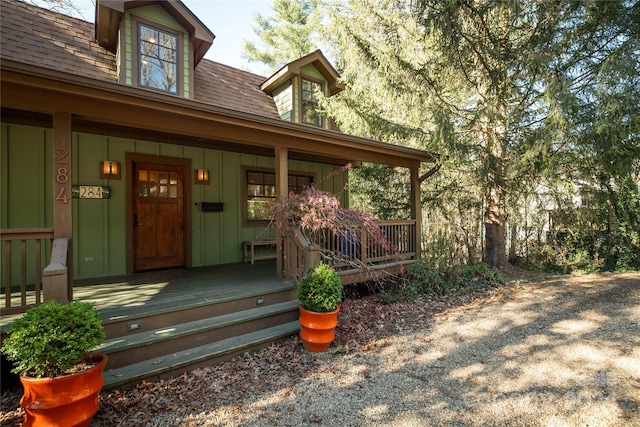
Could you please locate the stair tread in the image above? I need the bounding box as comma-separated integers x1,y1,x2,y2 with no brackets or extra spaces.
99,300,300,354
102,321,300,389
98,282,295,325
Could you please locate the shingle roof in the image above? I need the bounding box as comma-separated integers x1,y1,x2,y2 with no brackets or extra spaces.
1,0,279,119
194,61,279,118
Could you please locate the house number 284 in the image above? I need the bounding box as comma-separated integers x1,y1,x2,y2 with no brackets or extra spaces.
55,148,70,204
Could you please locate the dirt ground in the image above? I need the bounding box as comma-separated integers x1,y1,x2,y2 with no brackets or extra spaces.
1,269,639,426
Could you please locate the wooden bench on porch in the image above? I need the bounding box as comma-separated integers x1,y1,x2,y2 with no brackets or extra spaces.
243,239,277,264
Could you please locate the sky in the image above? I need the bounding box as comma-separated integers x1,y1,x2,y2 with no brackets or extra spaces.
35,0,275,74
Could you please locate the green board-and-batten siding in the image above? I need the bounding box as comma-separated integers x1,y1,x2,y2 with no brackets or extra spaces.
1,123,348,283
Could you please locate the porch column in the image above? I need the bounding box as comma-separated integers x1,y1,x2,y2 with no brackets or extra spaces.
46,112,73,302
275,146,288,280
410,165,422,260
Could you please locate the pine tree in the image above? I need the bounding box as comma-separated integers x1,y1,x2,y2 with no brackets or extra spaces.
324,0,640,269
243,0,321,73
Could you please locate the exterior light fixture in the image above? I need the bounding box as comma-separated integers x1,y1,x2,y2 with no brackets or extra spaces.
100,161,121,180
195,169,210,184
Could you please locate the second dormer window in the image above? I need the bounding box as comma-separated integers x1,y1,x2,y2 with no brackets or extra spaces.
301,78,324,127
138,23,178,94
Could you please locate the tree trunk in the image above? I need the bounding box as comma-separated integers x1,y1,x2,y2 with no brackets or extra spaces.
483,109,508,269
483,180,507,268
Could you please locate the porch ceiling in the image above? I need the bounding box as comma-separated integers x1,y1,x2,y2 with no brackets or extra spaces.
1,61,437,168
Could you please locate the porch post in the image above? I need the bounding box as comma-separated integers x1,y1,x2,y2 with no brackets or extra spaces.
410,164,422,260
275,146,288,281
47,111,73,302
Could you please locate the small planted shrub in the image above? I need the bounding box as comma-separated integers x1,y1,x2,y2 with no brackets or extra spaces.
297,262,343,313
1,300,105,378
379,260,504,303
449,263,503,294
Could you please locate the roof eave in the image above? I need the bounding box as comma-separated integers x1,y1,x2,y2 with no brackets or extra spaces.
260,50,345,96
1,60,437,166
95,0,215,64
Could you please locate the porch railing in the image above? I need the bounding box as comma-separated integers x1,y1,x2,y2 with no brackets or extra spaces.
282,220,417,284
281,229,320,284
1,228,54,315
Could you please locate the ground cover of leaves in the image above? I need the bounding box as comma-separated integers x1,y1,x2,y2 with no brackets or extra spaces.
1,269,638,426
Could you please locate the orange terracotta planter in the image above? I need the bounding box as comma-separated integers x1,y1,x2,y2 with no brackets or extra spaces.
19,352,108,427
299,306,339,352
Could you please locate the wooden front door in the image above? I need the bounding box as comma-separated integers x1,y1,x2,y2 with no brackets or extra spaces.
133,162,185,271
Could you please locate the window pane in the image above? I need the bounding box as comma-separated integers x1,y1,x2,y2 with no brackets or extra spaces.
149,171,158,197
298,176,311,188
246,170,311,223
264,174,275,186
301,79,323,127
169,186,177,198
169,172,177,185
139,24,178,94
248,184,262,197
248,198,274,221
139,169,148,197
248,173,263,185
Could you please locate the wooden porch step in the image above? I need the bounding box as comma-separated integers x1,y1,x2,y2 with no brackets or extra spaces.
102,321,300,390
99,283,296,339
99,300,300,369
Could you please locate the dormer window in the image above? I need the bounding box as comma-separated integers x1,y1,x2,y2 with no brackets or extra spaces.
138,23,178,94
301,78,323,127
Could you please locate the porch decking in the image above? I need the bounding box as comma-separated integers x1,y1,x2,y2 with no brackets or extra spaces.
73,261,287,326
2,261,301,390
1,261,288,328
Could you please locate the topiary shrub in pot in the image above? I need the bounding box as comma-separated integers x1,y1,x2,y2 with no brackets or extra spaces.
1,300,107,427
297,262,343,352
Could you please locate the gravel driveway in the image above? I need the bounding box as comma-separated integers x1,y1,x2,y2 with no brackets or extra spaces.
3,271,639,426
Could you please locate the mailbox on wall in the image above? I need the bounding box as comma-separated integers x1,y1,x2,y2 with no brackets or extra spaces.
201,202,224,212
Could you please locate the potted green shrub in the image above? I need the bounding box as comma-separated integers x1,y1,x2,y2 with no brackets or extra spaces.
297,262,343,352
1,300,107,427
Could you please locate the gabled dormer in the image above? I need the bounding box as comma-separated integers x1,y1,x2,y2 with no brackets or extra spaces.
261,50,345,129
95,0,214,98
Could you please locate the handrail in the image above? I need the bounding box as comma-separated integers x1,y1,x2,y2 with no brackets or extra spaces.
281,220,417,284
1,228,54,315
282,229,320,284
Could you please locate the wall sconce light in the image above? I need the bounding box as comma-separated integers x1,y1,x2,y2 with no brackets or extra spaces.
100,161,121,180
195,168,210,185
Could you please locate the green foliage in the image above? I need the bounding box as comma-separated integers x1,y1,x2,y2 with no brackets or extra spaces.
1,301,105,378
250,0,640,273
297,262,343,312
349,164,411,220
512,176,640,274
378,260,503,303
321,0,640,269
447,264,503,295
243,0,321,73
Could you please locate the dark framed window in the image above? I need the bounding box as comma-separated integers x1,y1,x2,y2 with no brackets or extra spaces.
244,168,314,225
138,23,178,94
301,78,323,127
